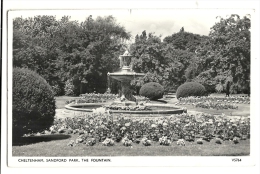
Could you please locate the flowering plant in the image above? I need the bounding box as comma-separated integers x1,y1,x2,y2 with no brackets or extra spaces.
102,138,115,146
159,136,171,146
175,96,250,110
86,138,96,146
141,137,151,146
122,137,132,147
49,112,250,148
177,139,185,146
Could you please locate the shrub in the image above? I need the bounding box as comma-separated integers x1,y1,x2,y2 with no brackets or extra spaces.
176,82,207,99
139,82,164,100
64,79,75,96
13,68,56,137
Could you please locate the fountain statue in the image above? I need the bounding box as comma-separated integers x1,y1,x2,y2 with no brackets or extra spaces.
107,50,145,105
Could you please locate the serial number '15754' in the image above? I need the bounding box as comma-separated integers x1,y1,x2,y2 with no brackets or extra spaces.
232,158,242,162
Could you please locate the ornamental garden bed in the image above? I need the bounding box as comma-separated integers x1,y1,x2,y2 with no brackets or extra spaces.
13,95,250,156
13,112,250,156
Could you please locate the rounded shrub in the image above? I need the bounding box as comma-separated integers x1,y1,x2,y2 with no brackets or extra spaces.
176,82,207,99
13,68,56,137
139,82,164,100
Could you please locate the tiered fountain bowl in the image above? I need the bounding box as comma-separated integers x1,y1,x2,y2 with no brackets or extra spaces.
65,51,187,116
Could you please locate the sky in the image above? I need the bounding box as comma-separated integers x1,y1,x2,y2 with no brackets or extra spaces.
11,9,252,42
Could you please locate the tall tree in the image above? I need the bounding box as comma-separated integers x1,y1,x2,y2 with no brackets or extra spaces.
192,14,251,94
13,15,131,95
163,29,208,52
130,31,195,92
209,14,250,94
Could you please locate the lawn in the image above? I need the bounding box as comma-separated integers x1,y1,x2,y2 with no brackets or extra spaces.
55,96,81,109
12,94,250,157
12,134,250,156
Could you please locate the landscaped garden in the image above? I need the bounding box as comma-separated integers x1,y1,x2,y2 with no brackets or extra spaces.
13,93,250,156
12,14,251,157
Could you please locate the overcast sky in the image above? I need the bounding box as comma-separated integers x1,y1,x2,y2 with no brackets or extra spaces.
11,9,252,42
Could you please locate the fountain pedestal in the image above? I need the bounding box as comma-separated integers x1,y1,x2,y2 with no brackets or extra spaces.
107,52,145,104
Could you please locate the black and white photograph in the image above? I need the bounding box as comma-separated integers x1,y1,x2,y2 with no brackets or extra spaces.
2,0,260,173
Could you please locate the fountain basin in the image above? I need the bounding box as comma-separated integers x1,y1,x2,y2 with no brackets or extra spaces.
65,103,186,115
65,103,108,112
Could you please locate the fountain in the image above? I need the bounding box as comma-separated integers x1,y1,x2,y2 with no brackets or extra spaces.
65,50,187,115
107,50,145,106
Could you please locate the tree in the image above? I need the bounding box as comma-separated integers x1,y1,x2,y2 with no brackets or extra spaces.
13,15,66,95
192,15,250,94
130,31,195,92
61,15,130,95
13,15,131,95
163,28,208,52
208,14,250,94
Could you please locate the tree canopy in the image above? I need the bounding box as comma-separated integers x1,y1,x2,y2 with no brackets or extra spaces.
13,15,130,95
13,14,250,95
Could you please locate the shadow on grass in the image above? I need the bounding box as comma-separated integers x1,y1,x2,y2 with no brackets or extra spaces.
13,134,71,146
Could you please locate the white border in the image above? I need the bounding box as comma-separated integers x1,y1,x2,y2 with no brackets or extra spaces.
2,0,260,173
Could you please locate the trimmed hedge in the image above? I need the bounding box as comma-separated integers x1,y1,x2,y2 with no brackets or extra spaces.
13,68,56,137
139,82,164,100
176,82,207,99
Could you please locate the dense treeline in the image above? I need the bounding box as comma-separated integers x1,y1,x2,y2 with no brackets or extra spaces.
13,15,130,95
13,14,250,95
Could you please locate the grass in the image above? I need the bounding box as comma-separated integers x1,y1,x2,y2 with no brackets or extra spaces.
12,133,250,156
12,94,250,156
55,96,81,109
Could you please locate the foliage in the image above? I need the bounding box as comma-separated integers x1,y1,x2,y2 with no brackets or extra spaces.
130,31,195,92
48,112,250,148
122,137,133,147
176,82,207,99
66,93,118,104
192,70,217,93
163,29,209,52
194,101,238,110
215,83,224,93
52,84,62,96
139,82,164,100
159,136,171,146
176,95,249,110
193,15,251,94
176,96,250,104
176,139,186,146
13,14,250,96
13,68,56,137
105,105,150,111
13,15,131,95
64,79,75,96
102,138,115,146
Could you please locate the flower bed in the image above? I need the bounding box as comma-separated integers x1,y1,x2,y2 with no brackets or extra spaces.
65,94,149,105
47,112,250,147
105,105,151,111
178,96,250,104
175,96,250,110
66,93,118,104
